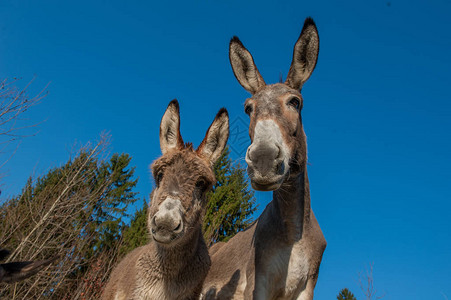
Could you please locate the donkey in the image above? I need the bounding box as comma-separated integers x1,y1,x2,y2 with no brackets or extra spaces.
0,249,56,283
202,18,326,300
102,99,229,300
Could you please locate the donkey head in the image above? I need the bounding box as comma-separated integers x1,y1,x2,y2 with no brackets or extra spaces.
229,17,319,191
149,100,229,246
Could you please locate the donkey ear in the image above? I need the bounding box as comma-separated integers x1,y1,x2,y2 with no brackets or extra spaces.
285,17,319,90
229,36,266,94
197,108,229,165
0,249,10,261
0,257,56,283
160,99,184,154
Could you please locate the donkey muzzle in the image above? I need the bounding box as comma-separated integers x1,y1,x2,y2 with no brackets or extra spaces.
246,143,286,191
150,198,184,244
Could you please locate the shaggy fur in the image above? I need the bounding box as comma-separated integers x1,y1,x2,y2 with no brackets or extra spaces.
103,100,229,300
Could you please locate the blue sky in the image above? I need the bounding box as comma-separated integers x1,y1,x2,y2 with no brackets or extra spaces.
1,0,450,299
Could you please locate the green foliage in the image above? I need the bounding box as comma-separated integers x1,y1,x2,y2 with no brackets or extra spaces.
203,146,257,246
21,151,138,258
0,144,140,298
337,288,357,300
84,153,139,256
13,151,137,251
119,200,149,257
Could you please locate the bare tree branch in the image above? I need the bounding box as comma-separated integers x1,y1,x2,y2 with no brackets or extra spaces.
0,77,48,183
0,134,133,299
358,262,386,300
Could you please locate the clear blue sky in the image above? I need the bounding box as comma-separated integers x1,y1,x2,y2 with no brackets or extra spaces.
1,0,450,299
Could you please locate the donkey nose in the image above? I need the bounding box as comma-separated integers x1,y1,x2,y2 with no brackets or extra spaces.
151,198,183,233
153,213,182,232
247,143,281,163
247,143,281,177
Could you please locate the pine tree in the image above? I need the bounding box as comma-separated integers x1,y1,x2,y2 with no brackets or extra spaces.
84,153,138,257
119,200,149,256
203,146,257,246
0,141,139,299
337,288,357,300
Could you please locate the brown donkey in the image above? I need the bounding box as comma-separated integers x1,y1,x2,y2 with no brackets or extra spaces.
0,249,56,283
102,100,229,300
202,18,326,300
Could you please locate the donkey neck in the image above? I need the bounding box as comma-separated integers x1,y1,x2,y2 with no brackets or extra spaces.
271,165,311,243
151,224,203,276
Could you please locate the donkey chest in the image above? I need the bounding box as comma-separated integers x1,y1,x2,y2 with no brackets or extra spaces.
133,261,207,300
133,277,168,300
133,278,188,300
265,243,310,299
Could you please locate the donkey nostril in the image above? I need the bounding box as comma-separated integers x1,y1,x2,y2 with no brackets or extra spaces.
246,146,254,162
173,222,182,232
275,145,282,159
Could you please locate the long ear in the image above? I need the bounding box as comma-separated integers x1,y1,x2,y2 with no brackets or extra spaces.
197,108,229,165
160,99,184,154
0,257,56,283
0,249,10,261
285,17,320,90
229,37,266,94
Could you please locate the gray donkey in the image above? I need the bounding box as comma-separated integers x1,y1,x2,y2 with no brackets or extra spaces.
202,18,326,300
102,99,229,300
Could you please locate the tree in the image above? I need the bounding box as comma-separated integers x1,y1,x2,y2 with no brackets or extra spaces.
359,263,385,300
83,152,138,257
119,199,149,257
337,288,357,300
203,146,257,246
0,137,139,299
0,78,47,172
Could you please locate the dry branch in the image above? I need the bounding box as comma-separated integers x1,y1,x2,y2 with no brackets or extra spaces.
0,135,129,299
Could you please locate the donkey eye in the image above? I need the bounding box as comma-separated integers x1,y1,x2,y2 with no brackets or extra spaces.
195,178,207,191
155,171,164,186
244,104,253,116
288,97,301,110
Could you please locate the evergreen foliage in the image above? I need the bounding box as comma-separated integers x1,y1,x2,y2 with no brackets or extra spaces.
0,142,139,299
84,153,138,256
203,146,257,246
337,288,357,300
119,200,149,256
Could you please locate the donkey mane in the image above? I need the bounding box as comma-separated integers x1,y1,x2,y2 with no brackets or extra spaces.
183,142,194,150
